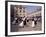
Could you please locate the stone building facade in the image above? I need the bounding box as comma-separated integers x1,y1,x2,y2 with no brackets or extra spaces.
14,5,27,18
26,10,42,26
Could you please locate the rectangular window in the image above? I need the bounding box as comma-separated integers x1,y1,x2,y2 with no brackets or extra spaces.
20,10,21,12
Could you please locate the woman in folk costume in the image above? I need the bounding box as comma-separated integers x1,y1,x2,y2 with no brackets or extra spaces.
19,17,26,27
19,16,27,27
32,17,35,27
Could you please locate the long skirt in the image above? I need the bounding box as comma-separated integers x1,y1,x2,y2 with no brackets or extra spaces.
32,21,35,27
19,21,24,27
